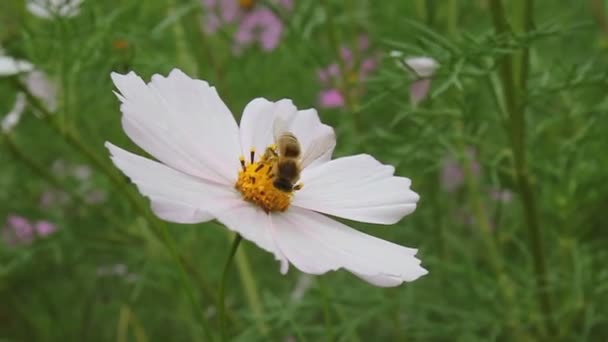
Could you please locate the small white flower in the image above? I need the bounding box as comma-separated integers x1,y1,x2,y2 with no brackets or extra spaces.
0,53,34,76
2,93,27,133
27,0,83,19
106,69,427,287
391,52,439,106
404,57,439,78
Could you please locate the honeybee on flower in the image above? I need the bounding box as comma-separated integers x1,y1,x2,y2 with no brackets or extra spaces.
105,69,427,286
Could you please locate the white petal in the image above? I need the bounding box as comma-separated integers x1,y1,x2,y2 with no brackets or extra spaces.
271,208,427,287
0,56,34,76
27,2,53,18
214,203,287,270
404,57,439,78
27,0,82,18
284,108,335,168
111,69,241,185
106,142,240,224
293,154,419,224
25,70,58,112
239,98,297,158
239,98,335,165
1,93,27,133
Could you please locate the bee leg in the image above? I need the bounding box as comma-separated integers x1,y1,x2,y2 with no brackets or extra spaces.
294,183,303,191
263,146,278,158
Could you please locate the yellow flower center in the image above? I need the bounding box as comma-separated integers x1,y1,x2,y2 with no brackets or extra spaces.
235,146,297,213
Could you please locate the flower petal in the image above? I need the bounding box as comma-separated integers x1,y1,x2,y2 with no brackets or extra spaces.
271,208,427,287
106,142,239,224
293,154,419,224
404,57,439,78
0,56,34,76
214,203,287,271
239,98,297,158
111,69,241,185
239,98,335,166
409,79,431,106
1,93,27,133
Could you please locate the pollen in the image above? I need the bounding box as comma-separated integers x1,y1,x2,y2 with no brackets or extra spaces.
235,146,292,213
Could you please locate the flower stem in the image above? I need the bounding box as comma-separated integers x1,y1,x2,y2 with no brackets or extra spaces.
321,0,361,131
317,278,334,341
447,0,459,37
219,233,243,342
234,240,269,335
487,0,555,336
455,122,528,340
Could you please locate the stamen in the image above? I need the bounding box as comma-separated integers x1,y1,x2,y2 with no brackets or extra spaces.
235,144,301,213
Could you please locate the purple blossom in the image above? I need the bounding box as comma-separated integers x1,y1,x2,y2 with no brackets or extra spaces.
2,215,57,246
318,89,345,108
316,35,378,109
35,220,57,237
440,148,481,193
235,8,283,52
201,0,292,53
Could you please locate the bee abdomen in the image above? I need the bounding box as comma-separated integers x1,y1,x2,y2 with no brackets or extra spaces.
277,161,299,178
283,144,300,158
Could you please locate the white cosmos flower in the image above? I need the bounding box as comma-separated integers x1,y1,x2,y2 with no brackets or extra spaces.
105,69,427,287
27,0,83,19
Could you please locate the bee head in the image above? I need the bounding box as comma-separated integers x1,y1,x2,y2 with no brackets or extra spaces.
273,179,294,192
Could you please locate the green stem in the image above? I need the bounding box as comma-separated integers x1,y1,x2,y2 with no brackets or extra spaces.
447,0,458,37
321,0,361,130
455,121,527,340
487,0,555,336
234,239,269,335
11,78,214,341
317,279,334,342
415,0,427,22
219,234,243,342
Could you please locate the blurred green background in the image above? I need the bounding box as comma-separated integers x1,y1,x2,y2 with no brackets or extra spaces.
1,0,608,341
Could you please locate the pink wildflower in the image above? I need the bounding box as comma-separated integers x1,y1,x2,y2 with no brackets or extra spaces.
201,0,292,53
317,35,378,109
35,220,57,237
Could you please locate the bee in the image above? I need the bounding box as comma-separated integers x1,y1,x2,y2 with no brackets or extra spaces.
272,132,302,192
267,115,338,192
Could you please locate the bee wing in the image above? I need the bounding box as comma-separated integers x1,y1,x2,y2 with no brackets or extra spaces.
273,115,290,142
300,132,336,169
